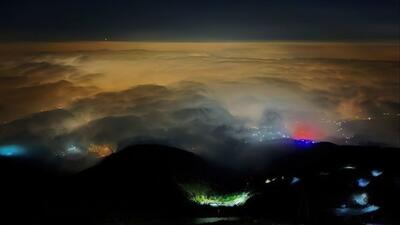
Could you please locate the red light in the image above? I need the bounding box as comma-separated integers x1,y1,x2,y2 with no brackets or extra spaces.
291,122,322,140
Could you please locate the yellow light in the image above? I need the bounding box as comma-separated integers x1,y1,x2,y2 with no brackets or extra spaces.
88,144,115,158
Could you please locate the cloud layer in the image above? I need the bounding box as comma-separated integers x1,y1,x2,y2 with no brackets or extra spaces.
0,42,398,167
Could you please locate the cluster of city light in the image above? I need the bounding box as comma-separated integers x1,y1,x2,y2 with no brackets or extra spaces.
320,118,354,144
248,127,290,143
322,113,400,145
190,192,253,207
180,183,253,207
352,193,368,206
245,122,322,146
56,143,115,158
248,116,363,144
334,168,383,217
1,143,115,159
88,144,115,158
56,144,83,157
335,190,380,216
66,145,81,154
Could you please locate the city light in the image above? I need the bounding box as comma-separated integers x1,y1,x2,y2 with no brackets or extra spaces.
0,145,26,157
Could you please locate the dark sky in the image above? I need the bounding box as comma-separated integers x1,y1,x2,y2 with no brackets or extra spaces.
0,0,399,41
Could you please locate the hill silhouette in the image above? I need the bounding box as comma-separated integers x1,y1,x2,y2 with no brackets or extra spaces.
0,142,399,224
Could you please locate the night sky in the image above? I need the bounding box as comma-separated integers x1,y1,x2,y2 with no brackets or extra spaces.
0,0,399,41
0,1,399,166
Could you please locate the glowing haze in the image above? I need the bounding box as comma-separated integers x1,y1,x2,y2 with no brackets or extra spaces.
0,42,398,163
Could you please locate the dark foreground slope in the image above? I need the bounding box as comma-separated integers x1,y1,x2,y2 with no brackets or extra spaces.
0,143,399,225
241,142,400,224
0,145,222,224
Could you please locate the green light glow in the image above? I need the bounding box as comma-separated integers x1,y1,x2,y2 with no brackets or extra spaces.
180,183,253,207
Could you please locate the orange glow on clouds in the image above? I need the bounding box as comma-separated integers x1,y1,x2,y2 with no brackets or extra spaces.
291,122,324,140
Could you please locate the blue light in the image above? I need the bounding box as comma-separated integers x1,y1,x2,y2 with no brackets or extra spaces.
335,207,350,216
371,169,383,177
335,205,379,216
361,205,380,214
353,193,368,206
290,177,301,185
294,139,315,148
357,178,370,188
66,145,82,154
0,145,26,157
